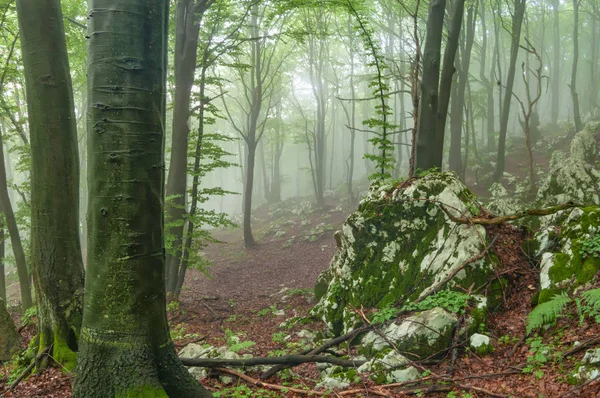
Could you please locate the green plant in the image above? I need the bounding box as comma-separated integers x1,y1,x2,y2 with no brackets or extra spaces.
526,292,571,334
498,334,519,345
225,329,255,353
526,288,600,334
403,290,471,314
371,304,399,325
581,235,600,259
522,336,552,377
271,331,287,344
20,306,37,327
258,304,278,317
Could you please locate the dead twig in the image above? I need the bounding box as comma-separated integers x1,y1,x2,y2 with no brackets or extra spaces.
215,367,324,396
8,345,52,391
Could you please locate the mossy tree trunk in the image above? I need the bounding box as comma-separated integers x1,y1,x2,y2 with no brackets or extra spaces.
73,1,212,396
0,220,5,306
16,0,85,371
0,130,31,313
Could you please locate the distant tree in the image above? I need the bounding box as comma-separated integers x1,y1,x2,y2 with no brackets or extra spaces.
570,0,582,132
494,0,526,182
221,2,286,247
73,1,212,396
16,0,85,370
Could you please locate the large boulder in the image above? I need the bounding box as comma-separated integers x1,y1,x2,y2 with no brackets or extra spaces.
0,300,20,361
312,172,499,334
535,206,600,303
537,122,600,206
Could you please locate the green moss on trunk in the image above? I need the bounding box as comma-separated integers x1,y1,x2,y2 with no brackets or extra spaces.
73,1,212,396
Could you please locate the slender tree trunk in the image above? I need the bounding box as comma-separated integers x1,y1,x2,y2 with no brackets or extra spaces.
494,0,525,181
0,131,31,313
166,0,204,295
448,4,476,177
570,0,582,132
73,1,211,396
243,144,257,247
479,0,495,153
551,0,560,125
16,0,85,370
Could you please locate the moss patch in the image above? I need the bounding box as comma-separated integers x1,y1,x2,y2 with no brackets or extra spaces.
311,173,497,334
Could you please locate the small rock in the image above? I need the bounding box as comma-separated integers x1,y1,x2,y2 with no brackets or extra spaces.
469,333,493,355
583,348,600,366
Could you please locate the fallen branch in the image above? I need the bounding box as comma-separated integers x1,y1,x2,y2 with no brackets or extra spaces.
215,367,323,396
260,324,372,380
558,372,600,397
440,202,578,226
8,346,51,391
561,335,600,358
181,354,366,369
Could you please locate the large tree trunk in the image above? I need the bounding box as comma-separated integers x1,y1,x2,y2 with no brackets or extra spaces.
494,0,525,182
415,0,446,172
0,221,4,306
436,0,466,149
73,1,211,396
165,0,202,295
0,131,31,313
551,0,560,125
16,0,85,370
570,0,582,132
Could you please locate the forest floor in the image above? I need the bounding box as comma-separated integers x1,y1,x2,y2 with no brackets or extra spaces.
3,130,600,397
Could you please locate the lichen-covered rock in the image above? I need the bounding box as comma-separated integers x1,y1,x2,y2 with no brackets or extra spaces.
469,333,493,355
178,343,252,380
315,366,357,390
312,172,496,334
537,122,600,206
361,307,458,359
357,351,420,383
535,206,600,303
0,300,19,361
487,183,522,216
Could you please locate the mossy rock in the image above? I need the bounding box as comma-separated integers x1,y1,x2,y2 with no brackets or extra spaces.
536,206,600,303
311,172,496,334
0,299,20,361
537,122,600,206
360,307,458,360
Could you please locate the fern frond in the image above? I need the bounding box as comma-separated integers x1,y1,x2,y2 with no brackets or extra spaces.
581,289,600,311
526,292,571,335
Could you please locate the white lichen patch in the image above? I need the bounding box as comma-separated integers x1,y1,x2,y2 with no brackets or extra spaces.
382,241,401,263
539,253,554,290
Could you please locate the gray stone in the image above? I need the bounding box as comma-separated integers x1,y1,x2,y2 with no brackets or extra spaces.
361,307,458,359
